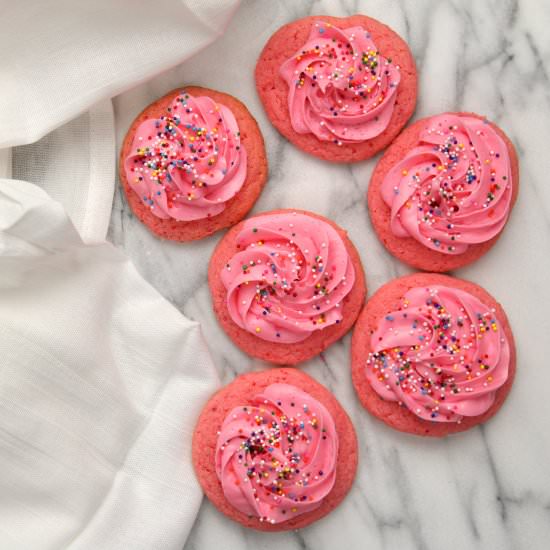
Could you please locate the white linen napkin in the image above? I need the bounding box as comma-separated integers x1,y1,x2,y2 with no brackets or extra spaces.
11,100,116,244
0,179,220,549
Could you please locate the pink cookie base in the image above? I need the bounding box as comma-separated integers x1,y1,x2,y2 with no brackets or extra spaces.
209,209,367,365
255,14,417,163
119,86,268,242
367,112,520,271
351,273,516,437
192,368,358,531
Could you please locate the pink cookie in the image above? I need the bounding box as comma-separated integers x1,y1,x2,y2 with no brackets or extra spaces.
367,112,520,271
120,86,268,241
255,15,417,163
192,368,358,531
209,209,367,365
351,273,516,437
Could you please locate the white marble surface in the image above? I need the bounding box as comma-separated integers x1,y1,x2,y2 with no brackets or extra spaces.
109,1,550,549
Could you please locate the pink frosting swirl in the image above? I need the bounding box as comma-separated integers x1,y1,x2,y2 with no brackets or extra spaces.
221,212,355,343
366,285,510,422
124,91,246,221
279,21,400,145
380,113,513,254
215,383,338,524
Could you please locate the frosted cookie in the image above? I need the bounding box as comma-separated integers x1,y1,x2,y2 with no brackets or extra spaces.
351,273,516,436
120,86,268,241
367,112,519,271
192,368,358,530
209,209,366,365
256,15,417,162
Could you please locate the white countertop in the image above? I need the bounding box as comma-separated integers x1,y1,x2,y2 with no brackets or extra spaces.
109,1,550,549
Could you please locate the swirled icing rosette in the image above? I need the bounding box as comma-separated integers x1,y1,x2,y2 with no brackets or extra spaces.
366,285,510,422
220,212,356,343
215,383,338,524
279,21,400,144
124,91,246,221
193,368,358,529
380,113,513,254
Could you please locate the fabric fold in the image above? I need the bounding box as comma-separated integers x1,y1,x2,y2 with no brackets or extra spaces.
0,0,240,149
0,179,219,549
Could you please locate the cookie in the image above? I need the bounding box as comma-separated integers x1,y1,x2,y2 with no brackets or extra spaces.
192,368,358,531
256,15,417,163
351,273,516,436
120,86,268,241
367,112,519,271
209,209,367,364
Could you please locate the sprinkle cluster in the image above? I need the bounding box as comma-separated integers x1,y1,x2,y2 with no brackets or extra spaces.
366,285,510,422
215,384,338,524
279,21,401,143
381,114,513,254
221,212,355,343
124,91,246,221
238,237,335,328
